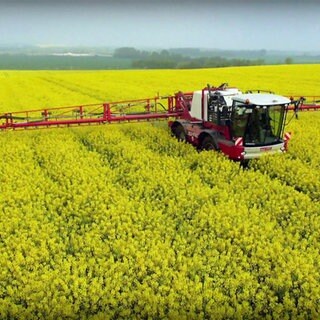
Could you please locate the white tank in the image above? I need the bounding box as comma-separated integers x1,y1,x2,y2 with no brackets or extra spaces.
190,88,242,121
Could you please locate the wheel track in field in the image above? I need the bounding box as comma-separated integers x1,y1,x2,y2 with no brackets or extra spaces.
249,156,320,203
28,129,132,220
71,124,319,212
38,76,106,102
123,124,320,208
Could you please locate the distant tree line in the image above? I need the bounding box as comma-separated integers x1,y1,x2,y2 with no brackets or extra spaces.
113,47,265,69
0,48,303,70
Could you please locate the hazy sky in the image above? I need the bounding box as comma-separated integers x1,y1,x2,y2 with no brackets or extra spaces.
0,0,320,51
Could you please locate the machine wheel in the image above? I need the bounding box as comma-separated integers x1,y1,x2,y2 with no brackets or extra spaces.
201,135,217,151
240,160,250,169
172,124,186,142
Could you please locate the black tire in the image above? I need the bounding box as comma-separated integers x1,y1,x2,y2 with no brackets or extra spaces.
201,135,217,151
172,124,186,142
240,160,250,169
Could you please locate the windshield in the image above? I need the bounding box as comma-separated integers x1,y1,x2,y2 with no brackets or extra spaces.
231,104,285,146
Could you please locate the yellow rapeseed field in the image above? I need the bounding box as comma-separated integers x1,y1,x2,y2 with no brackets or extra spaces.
0,65,319,319
0,64,320,112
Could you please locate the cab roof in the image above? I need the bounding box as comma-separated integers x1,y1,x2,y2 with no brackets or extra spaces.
233,93,290,106
194,87,242,96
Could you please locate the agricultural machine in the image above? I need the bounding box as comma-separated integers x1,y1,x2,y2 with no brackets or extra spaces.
0,83,319,161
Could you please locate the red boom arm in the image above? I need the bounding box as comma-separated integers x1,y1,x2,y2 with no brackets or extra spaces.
0,95,188,131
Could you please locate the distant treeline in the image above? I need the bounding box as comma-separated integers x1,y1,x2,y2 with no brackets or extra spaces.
0,54,131,70
113,47,264,69
1,47,318,70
